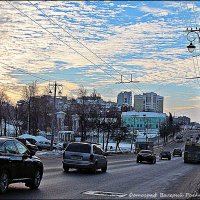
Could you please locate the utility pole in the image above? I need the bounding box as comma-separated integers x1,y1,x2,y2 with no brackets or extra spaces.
49,81,63,151
115,74,140,84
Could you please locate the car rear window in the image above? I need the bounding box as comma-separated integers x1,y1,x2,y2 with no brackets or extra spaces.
66,143,91,153
140,150,152,154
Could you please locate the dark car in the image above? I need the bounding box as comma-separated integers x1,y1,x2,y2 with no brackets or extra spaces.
0,137,43,193
173,148,182,157
62,142,107,173
25,138,37,145
16,137,39,154
35,141,57,151
159,151,171,160
137,150,156,164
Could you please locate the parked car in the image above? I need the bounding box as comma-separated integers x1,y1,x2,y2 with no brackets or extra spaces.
0,137,43,193
35,141,57,151
173,148,182,157
137,150,156,164
62,142,107,173
159,151,171,160
25,138,37,145
16,137,39,154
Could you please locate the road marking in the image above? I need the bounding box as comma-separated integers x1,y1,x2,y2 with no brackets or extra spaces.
82,190,128,197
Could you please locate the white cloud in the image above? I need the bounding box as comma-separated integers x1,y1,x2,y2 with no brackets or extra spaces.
140,6,171,17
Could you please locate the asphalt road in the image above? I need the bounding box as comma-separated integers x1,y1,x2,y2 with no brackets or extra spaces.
1,138,200,200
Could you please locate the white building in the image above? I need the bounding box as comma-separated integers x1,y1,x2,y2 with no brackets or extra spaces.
117,91,132,107
134,92,164,113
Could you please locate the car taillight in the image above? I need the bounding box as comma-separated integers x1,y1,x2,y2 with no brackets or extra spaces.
90,154,94,161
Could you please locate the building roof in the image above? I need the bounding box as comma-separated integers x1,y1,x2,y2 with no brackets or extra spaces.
122,111,166,118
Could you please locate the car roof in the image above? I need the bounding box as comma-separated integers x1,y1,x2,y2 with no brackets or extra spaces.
0,137,17,145
69,142,92,146
0,137,16,142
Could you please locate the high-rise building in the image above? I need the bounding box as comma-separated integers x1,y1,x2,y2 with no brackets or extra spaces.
134,92,163,113
117,91,132,107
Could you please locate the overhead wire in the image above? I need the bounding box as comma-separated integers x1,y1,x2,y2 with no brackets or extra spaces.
27,0,144,94
186,2,200,86
179,2,200,87
6,1,142,96
29,1,193,94
192,1,200,80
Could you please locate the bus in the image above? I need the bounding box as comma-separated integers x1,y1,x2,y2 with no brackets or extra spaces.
184,141,200,163
134,141,154,154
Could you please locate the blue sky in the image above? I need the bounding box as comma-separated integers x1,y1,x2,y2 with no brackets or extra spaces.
0,1,200,122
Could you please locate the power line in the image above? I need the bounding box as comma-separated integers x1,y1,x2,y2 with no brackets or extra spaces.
0,61,48,82
6,1,142,95
27,1,143,94
179,2,200,87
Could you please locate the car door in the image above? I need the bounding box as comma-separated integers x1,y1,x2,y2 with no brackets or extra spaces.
4,140,23,180
0,143,13,178
93,145,106,168
14,140,34,179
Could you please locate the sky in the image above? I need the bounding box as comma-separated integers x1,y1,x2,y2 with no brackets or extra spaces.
0,1,200,123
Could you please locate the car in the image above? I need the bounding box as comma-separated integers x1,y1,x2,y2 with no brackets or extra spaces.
136,150,156,164
35,141,56,151
25,138,37,145
0,137,43,193
173,148,182,157
159,151,171,160
62,142,107,173
16,137,39,154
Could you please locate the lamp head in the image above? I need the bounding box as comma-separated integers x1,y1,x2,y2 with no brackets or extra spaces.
187,42,196,53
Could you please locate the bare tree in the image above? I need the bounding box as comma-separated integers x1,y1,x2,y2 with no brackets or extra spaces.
0,88,10,136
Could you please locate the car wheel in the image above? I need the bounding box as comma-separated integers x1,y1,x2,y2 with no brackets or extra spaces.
101,164,107,173
168,157,171,160
63,166,69,172
0,170,9,194
136,158,140,163
151,159,156,164
26,169,42,189
91,163,97,174
38,147,42,151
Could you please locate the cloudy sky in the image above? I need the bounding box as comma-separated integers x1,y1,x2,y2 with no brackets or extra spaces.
0,1,200,122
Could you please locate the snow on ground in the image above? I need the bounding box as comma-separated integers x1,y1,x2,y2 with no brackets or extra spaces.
99,142,134,152
36,149,63,156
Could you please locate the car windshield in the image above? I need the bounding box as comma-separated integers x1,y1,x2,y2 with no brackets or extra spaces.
140,150,152,154
66,143,91,153
0,140,5,146
174,149,181,152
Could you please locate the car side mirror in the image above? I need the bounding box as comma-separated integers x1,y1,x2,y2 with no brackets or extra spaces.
29,149,36,157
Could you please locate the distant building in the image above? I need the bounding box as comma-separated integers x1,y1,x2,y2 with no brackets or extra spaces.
134,92,163,113
117,91,132,107
173,116,191,125
121,111,166,134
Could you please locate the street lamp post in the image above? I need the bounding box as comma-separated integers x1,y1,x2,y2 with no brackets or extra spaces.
186,28,200,53
49,81,63,151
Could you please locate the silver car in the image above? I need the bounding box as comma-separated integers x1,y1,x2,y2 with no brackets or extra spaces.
62,142,107,173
